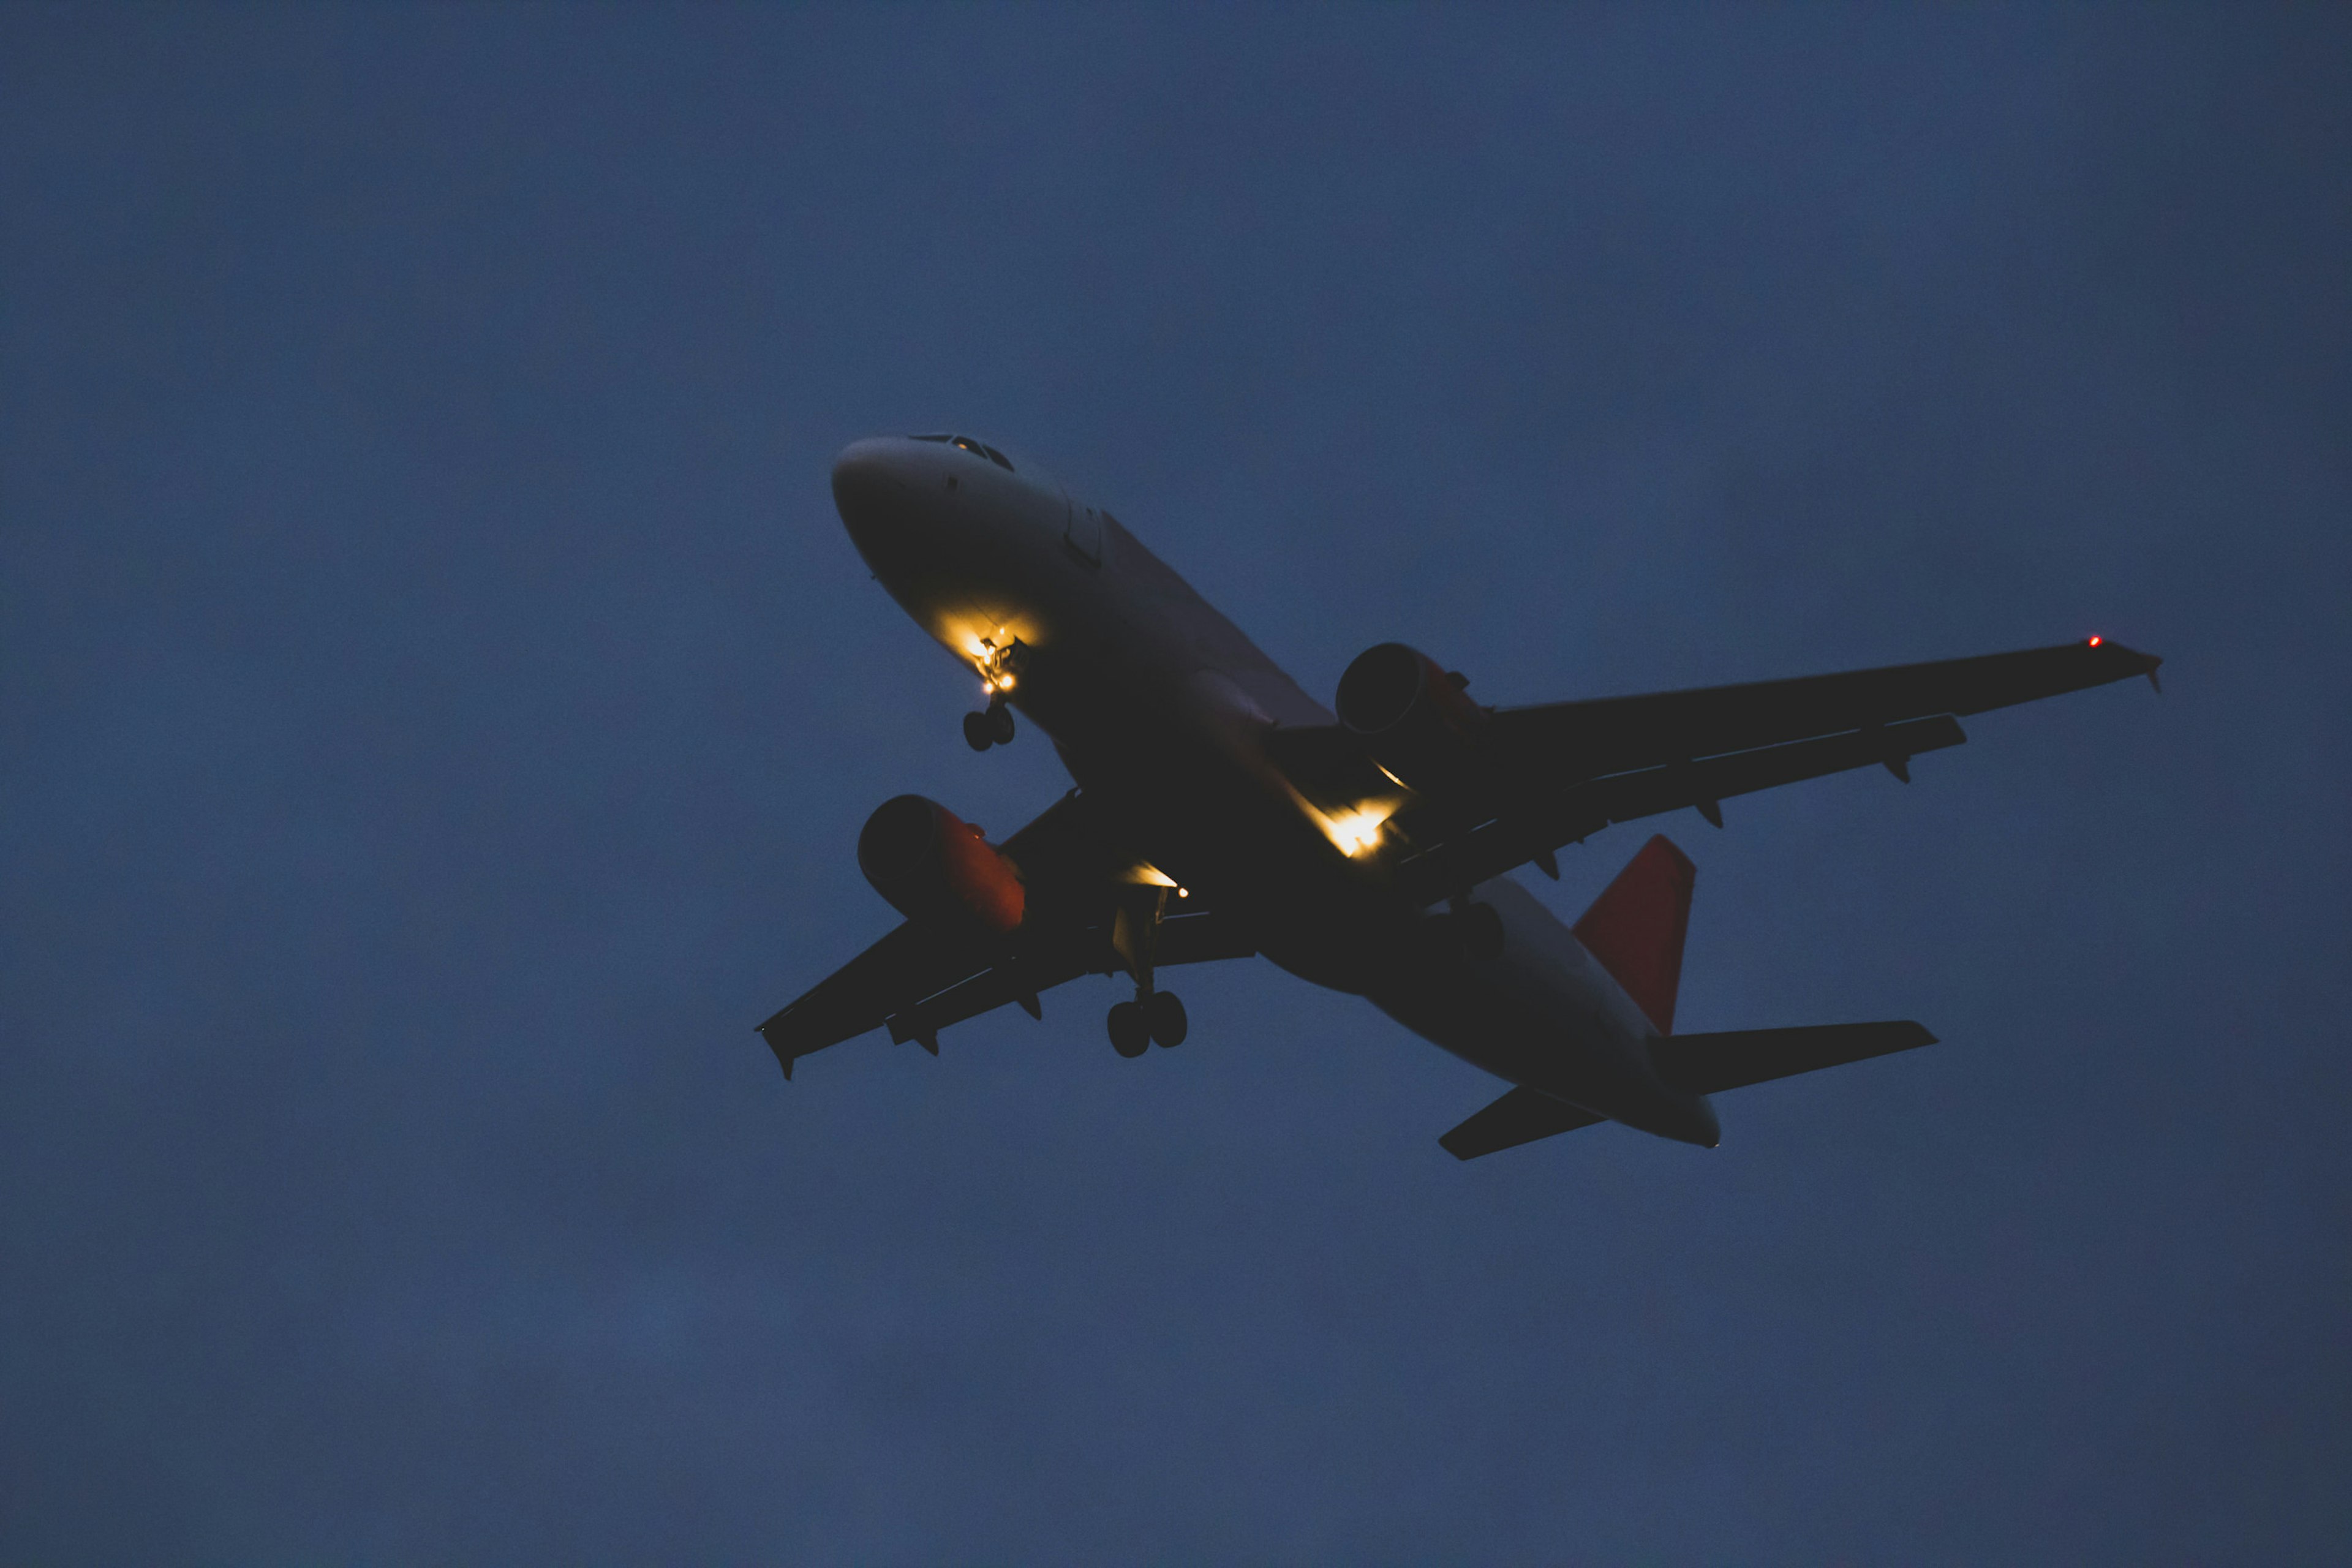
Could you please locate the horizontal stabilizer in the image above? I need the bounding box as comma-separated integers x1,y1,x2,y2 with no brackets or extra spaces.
1439,1086,1605,1161
1652,1020,1936,1096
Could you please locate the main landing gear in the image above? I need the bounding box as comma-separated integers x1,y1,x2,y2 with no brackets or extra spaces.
1104,881,1187,1058
962,700,1016,751
1107,990,1187,1058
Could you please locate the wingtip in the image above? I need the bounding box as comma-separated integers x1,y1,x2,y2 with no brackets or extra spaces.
756,1023,795,1081
2089,637,2163,694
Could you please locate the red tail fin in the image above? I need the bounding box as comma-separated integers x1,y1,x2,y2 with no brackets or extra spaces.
1572,835,1696,1036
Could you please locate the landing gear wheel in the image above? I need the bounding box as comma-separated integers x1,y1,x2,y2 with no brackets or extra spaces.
962,710,995,752
989,703,1016,745
1460,902,1504,961
1107,1001,1151,1058
1145,990,1188,1048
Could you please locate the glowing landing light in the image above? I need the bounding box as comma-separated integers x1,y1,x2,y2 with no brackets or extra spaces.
1321,804,1395,858
2088,635,2103,647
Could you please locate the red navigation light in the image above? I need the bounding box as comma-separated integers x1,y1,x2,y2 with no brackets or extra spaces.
2087,635,2103,647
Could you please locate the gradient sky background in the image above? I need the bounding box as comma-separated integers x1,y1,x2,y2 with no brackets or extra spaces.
4,6,2348,1561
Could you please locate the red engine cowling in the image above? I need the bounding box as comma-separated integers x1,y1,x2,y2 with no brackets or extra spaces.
1334,641,1490,800
857,794,1026,933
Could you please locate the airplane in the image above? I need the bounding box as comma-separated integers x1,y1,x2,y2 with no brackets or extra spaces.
757,431,2162,1159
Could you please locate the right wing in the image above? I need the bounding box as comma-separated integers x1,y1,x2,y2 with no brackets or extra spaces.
1481,638,2162,782
755,790,1254,1078
1272,638,2161,905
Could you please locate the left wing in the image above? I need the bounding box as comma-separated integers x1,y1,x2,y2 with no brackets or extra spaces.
755,790,1254,1078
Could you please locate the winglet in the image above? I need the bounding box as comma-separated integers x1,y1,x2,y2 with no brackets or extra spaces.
2089,636,2163,695
756,1023,795,1081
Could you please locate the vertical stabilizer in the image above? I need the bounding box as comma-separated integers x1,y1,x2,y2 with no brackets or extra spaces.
1571,835,1696,1035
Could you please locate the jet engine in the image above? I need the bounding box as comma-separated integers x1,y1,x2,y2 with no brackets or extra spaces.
1334,641,1491,800
856,794,1026,933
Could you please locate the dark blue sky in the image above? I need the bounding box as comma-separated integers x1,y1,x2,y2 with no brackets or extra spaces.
4,6,2347,1559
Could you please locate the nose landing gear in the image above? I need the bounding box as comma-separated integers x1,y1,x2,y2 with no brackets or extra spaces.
965,639,1025,750
962,702,1016,751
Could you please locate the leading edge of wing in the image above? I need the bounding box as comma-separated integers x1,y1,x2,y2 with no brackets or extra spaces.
1487,638,2162,782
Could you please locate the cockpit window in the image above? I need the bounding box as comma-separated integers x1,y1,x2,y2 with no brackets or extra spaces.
910,433,1014,472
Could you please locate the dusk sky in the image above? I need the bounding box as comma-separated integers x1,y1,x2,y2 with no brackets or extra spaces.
4,6,2347,1559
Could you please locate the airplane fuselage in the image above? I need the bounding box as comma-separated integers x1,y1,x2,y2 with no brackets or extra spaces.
829,434,1721,1145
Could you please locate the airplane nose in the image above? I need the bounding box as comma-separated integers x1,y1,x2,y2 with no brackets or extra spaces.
831,438,905,524
832,437,920,566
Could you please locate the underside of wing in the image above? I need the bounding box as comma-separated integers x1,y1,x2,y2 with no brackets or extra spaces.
755,918,990,1075
871,909,1254,1054
755,788,1257,1079
1268,638,2161,905
1485,638,2162,781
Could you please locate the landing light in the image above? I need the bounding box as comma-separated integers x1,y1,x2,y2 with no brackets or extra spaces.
1321,804,1394,858
2088,635,2103,647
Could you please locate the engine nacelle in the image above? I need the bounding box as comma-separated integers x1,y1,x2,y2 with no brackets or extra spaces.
1334,641,1490,800
857,794,1026,933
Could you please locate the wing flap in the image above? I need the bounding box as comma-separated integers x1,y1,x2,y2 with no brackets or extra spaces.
886,954,1078,1050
